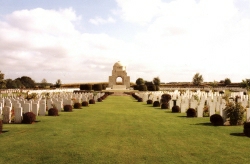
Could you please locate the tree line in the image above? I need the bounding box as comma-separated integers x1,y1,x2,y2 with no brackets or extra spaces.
0,71,61,89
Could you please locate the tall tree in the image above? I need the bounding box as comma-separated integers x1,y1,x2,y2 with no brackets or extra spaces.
0,71,6,89
192,73,203,86
153,77,161,86
224,78,231,86
136,78,145,85
20,76,36,88
6,79,17,88
55,79,62,88
41,78,48,88
241,79,250,90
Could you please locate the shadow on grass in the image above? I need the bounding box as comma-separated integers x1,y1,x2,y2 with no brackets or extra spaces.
192,122,213,126
230,133,246,137
1,130,9,133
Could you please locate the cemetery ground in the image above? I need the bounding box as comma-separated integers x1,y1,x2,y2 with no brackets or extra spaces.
1,95,250,164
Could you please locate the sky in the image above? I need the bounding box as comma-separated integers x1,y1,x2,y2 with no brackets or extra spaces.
0,0,249,84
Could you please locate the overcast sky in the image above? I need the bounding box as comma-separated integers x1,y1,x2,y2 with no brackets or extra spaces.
0,0,249,84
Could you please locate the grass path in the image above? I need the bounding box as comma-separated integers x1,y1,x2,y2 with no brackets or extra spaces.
0,95,250,164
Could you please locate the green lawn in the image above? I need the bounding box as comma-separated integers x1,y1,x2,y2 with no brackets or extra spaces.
1,95,250,164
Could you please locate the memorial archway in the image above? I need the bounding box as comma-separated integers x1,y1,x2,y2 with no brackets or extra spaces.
108,61,130,89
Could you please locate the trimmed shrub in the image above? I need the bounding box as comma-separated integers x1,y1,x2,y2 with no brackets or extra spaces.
64,105,73,112
89,99,95,104
210,114,224,126
153,101,160,107
97,98,103,102
138,98,143,102
186,108,196,117
74,102,82,109
147,100,153,104
48,108,59,116
161,103,169,109
82,101,89,107
0,120,2,134
22,112,36,124
172,105,180,113
161,94,171,104
243,122,250,137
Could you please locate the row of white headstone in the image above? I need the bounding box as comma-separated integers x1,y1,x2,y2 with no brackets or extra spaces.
136,90,250,122
0,91,105,124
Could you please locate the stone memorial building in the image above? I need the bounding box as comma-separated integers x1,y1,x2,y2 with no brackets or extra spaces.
108,61,130,89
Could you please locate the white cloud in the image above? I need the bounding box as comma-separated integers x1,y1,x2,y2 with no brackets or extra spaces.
89,16,116,25
0,0,250,83
115,0,162,25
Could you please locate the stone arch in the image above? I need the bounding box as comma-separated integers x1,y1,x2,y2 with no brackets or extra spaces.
108,61,130,89
116,76,123,85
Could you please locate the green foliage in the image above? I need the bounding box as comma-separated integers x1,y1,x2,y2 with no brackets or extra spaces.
241,79,250,90
74,103,82,109
138,85,147,91
40,78,48,88
19,76,36,88
224,78,231,86
186,108,197,117
147,99,153,104
210,114,224,126
153,77,160,86
55,79,62,88
192,73,203,86
80,84,92,90
153,101,160,107
224,102,245,125
147,84,156,91
0,71,4,80
48,108,59,116
26,93,38,100
137,97,143,102
243,122,250,137
89,99,95,104
161,94,171,104
161,103,169,109
93,84,103,91
82,101,89,106
64,105,73,112
136,78,145,85
172,106,180,113
22,112,36,124
203,106,209,117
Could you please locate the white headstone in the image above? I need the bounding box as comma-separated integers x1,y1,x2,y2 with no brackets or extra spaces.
23,103,31,114
39,103,46,116
197,105,203,117
14,107,23,123
32,103,39,116
3,106,11,123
